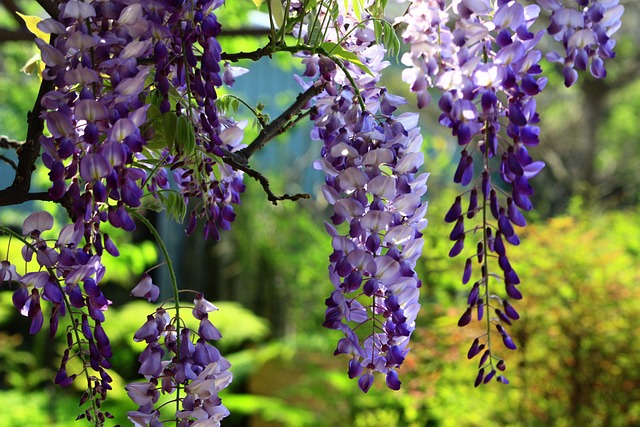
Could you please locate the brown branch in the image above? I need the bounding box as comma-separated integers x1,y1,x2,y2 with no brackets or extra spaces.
220,42,311,63
222,154,310,205
220,43,273,63
0,68,54,207
0,135,22,150
0,191,52,205
0,28,33,42
238,82,324,160
219,84,324,205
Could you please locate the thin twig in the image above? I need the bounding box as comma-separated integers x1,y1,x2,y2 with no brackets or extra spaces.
0,135,23,150
238,83,324,160
220,43,273,63
222,154,310,205
0,155,18,170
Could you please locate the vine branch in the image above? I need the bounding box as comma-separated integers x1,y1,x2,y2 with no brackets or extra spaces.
0,75,55,207
219,82,324,205
0,135,22,149
221,154,310,205
239,82,324,160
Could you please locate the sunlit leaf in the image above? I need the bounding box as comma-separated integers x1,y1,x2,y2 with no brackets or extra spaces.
320,42,373,76
176,115,196,154
268,0,285,27
166,191,187,223
20,54,45,77
16,12,49,42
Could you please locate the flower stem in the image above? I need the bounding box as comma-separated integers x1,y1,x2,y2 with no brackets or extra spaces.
130,211,182,422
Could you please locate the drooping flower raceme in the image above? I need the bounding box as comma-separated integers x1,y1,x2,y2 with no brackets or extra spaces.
397,0,623,384
296,4,428,392
3,211,113,422
35,0,245,246
127,292,232,426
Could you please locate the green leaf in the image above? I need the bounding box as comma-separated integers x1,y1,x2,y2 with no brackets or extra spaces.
268,0,285,27
348,0,365,21
162,113,178,152
369,0,390,18
216,95,240,116
373,19,400,61
320,42,373,76
146,103,161,121
176,115,196,154
166,191,187,223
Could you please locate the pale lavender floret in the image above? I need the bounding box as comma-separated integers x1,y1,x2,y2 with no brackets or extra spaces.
222,62,249,86
128,288,231,423
0,261,20,284
127,410,161,427
130,274,160,302
22,211,54,237
125,381,159,407
193,293,219,320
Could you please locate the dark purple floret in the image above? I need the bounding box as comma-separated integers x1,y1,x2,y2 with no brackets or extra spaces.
457,308,472,327
467,338,480,359
474,368,485,387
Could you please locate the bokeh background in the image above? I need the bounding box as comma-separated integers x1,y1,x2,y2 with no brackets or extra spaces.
1,1,639,426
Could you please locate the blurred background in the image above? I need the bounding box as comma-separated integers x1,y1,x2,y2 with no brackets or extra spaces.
1,1,639,426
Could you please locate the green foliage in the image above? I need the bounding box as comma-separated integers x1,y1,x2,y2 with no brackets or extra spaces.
226,394,315,426
222,178,332,336
0,3,40,140
394,208,640,427
506,212,640,426
224,207,640,427
0,390,81,427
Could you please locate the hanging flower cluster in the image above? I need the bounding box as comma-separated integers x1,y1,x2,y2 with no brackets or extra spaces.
296,4,428,391
11,0,240,423
2,212,113,422
397,0,623,384
35,0,245,245
127,292,232,426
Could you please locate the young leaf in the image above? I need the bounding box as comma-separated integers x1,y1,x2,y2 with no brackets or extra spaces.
16,12,49,42
268,0,285,27
20,53,45,76
176,116,196,154
166,191,187,223
163,113,178,151
320,42,373,76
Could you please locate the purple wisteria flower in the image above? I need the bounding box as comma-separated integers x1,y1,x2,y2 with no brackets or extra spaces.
297,4,428,391
541,0,624,85
35,0,245,246
131,274,160,303
397,0,623,384
8,211,114,421
127,293,232,425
